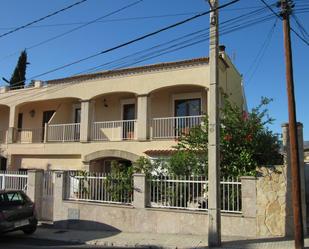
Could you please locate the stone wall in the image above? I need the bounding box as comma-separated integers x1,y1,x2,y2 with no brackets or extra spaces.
256,165,293,237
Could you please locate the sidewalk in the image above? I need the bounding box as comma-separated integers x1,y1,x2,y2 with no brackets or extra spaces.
24,227,309,249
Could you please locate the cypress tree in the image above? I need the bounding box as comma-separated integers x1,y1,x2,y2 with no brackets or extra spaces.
10,50,29,89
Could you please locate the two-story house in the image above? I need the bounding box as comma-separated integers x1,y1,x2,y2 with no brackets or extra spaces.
0,47,245,172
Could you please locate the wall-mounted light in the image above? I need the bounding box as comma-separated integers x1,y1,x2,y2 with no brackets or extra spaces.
103,99,108,107
29,109,36,118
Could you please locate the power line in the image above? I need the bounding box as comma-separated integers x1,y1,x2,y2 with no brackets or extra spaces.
5,0,241,88
259,0,309,46
291,14,309,40
0,5,277,104
0,0,88,39
0,0,144,62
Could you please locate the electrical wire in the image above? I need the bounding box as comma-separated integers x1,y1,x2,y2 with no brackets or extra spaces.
259,0,309,46
5,0,241,89
0,0,88,39
0,0,144,62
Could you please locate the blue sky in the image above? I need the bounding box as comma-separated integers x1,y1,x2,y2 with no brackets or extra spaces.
0,0,308,139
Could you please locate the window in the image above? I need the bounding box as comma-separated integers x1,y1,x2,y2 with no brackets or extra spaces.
174,98,201,117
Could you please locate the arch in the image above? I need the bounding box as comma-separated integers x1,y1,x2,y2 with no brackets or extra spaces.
89,91,138,101
148,84,208,95
83,149,140,163
15,97,81,109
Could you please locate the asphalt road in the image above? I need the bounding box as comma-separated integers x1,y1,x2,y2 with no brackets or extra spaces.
0,233,139,249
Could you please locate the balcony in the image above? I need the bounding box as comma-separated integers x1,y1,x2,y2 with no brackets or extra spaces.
46,123,80,142
2,115,204,144
91,120,137,141
151,115,203,139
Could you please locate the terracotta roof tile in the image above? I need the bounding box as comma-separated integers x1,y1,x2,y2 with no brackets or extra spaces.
47,57,209,85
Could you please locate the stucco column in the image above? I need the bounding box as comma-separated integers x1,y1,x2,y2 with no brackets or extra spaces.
137,95,150,141
27,170,44,219
282,123,307,235
7,105,18,143
133,173,149,208
240,176,257,218
80,100,92,143
53,171,65,224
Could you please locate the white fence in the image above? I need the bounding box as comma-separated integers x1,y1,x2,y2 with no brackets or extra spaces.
16,128,43,143
65,172,133,205
0,171,28,191
91,120,137,141
151,115,203,139
47,123,80,142
148,176,242,213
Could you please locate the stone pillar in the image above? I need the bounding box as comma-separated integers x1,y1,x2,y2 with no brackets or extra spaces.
137,95,150,141
240,176,257,218
133,173,149,208
282,123,307,235
82,161,90,171
53,171,65,223
80,100,92,143
27,170,44,219
7,105,18,144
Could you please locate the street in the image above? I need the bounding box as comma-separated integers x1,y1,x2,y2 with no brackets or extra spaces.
0,232,138,249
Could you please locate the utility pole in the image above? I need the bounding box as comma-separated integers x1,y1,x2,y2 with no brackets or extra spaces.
280,0,304,248
207,0,221,247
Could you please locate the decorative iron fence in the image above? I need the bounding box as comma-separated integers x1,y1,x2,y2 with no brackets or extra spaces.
64,172,133,205
0,171,28,191
151,115,203,139
47,123,80,142
148,175,241,213
91,120,137,141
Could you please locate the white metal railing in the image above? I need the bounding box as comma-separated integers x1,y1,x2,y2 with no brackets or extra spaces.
151,115,203,139
0,171,28,191
0,130,7,144
16,128,43,143
148,176,241,213
91,120,137,141
47,123,80,142
65,172,133,205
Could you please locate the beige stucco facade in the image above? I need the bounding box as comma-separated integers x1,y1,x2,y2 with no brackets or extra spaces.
0,55,244,171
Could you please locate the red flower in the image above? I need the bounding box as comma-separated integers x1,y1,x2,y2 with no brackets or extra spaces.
246,134,253,142
242,111,249,121
224,134,232,141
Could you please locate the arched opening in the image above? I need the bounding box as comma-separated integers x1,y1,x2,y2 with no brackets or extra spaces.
84,149,139,173
90,92,138,141
149,85,207,139
89,157,132,173
15,97,81,143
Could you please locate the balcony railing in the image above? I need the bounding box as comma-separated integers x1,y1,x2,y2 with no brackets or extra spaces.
0,130,7,144
151,115,203,139
46,123,80,142
15,128,43,143
91,120,137,141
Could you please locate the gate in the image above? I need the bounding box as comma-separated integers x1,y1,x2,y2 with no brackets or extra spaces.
41,171,54,221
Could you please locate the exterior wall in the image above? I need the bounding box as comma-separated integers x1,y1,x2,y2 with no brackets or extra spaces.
18,99,79,129
150,85,207,119
55,201,255,237
94,93,136,122
11,155,81,171
0,58,244,171
0,106,9,131
256,166,293,237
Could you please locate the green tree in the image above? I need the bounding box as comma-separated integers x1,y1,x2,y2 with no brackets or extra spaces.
9,50,29,89
167,96,282,178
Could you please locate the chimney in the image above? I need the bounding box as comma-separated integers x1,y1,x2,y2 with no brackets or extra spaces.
219,45,226,53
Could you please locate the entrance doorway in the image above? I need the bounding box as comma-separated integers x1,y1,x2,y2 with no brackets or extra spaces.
122,104,135,139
